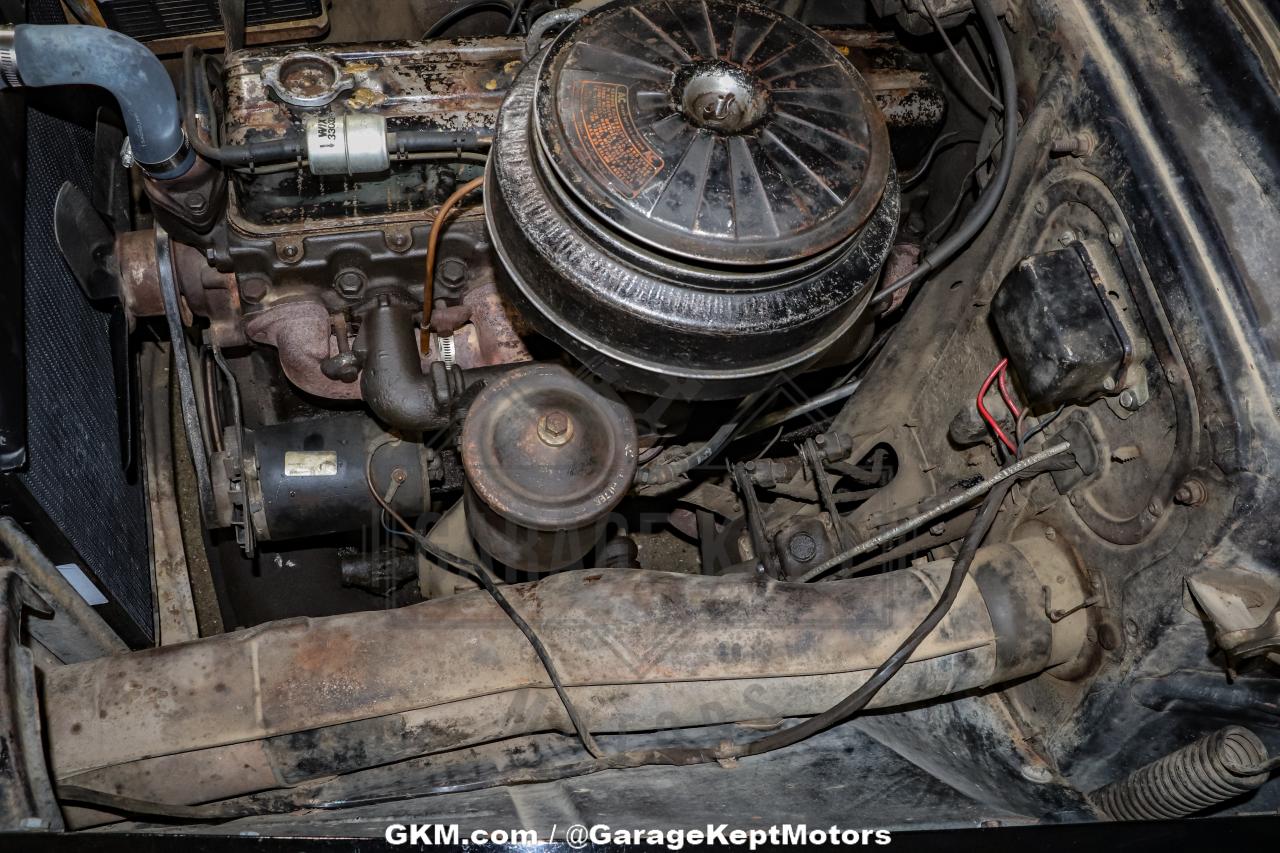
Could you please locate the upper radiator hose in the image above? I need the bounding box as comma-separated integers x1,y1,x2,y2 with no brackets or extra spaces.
0,24,192,177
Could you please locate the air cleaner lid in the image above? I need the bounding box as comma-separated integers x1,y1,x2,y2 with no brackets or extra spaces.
533,0,891,267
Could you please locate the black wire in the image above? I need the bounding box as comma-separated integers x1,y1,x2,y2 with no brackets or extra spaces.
424,0,513,39
723,479,1013,757
873,0,1017,307
506,0,531,34
415,539,605,759
1017,405,1066,458
920,160,982,248
634,389,770,485
901,131,963,188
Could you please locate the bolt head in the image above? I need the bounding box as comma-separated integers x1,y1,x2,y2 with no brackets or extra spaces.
239,276,268,303
544,411,568,435
1118,389,1138,409
537,410,573,446
320,352,360,382
335,270,366,297
437,257,469,286
928,523,946,536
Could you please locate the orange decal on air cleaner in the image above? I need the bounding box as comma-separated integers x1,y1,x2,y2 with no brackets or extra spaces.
571,80,664,198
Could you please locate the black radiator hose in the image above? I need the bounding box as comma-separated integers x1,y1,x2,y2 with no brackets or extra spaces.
0,24,193,178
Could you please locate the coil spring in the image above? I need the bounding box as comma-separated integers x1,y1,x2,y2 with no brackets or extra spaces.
1094,726,1271,820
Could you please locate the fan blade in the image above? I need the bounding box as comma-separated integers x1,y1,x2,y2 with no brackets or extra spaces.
53,181,119,303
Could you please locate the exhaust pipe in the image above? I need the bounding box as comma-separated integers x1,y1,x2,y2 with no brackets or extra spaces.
44,539,1089,808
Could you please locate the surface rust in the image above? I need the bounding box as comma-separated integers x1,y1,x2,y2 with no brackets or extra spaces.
42,545,1087,785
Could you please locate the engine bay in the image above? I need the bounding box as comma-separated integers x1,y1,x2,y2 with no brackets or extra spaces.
0,0,1277,840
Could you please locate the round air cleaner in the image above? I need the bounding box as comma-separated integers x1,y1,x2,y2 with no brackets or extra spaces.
486,0,898,399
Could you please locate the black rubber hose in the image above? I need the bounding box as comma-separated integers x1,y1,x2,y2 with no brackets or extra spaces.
182,46,305,167
6,25,192,176
424,0,513,38
390,128,494,153
181,46,488,169
872,0,1016,306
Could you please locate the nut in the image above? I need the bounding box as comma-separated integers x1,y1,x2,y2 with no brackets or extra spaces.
1173,478,1207,507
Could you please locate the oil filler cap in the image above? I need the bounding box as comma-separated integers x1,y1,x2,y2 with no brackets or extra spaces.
532,0,890,266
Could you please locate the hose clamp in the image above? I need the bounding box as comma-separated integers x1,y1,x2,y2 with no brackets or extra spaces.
0,27,21,89
438,335,457,369
137,133,195,179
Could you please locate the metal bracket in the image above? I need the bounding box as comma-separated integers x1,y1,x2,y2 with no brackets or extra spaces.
1043,586,1101,623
